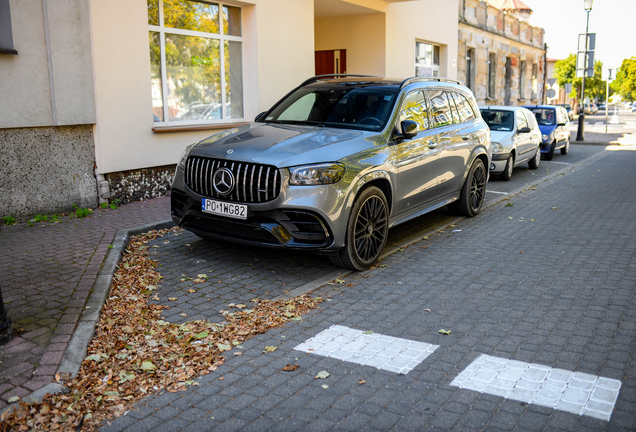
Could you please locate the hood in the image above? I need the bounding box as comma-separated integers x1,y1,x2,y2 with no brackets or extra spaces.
190,123,381,167
538,124,556,135
489,130,514,146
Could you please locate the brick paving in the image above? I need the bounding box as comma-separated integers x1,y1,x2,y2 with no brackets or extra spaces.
101,144,636,431
0,197,171,408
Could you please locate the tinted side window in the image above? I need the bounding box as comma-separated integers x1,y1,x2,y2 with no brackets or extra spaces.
398,90,429,132
428,90,454,128
453,92,476,122
444,92,461,124
516,111,528,130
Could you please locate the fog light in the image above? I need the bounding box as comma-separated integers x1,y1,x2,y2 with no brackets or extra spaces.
490,163,496,170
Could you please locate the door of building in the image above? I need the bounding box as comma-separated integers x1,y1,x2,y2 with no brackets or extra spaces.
315,50,347,75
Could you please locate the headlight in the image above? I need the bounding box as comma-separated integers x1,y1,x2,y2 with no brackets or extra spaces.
541,134,549,142
178,144,195,169
289,163,346,185
491,142,504,153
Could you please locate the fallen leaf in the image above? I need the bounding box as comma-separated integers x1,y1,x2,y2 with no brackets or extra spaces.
358,379,366,385
438,329,451,335
168,297,177,301
197,274,208,278
505,203,514,207
263,346,277,353
8,396,20,403
321,385,329,389
508,217,513,220
283,364,299,372
551,207,558,210
423,308,431,312
315,371,330,379
187,289,197,293
234,352,243,356
363,331,373,335
141,360,156,371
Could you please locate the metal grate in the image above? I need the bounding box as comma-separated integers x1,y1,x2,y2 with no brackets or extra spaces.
185,156,281,203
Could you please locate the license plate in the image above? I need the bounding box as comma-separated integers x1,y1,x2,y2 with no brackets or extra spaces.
202,199,247,220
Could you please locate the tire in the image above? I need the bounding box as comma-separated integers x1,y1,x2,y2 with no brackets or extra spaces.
452,159,487,217
528,146,541,169
561,138,570,155
545,141,556,161
500,154,513,181
330,186,389,271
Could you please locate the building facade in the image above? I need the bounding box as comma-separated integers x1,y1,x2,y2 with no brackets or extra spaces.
0,0,462,220
457,0,546,107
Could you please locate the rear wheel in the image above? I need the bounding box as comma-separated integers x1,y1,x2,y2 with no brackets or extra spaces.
545,141,556,161
451,159,487,217
330,186,389,271
528,146,541,169
500,154,514,181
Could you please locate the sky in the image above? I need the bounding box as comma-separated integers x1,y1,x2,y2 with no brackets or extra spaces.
527,0,635,75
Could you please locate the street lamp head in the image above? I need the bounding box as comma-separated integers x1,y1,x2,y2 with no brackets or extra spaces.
584,0,593,11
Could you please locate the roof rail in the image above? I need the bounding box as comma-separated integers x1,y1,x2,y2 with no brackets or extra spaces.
400,77,465,88
299,74,380,87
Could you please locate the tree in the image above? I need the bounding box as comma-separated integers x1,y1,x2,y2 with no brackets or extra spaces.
554,54,607,102
611,57,636,102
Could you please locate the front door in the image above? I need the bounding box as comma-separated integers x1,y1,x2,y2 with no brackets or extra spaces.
315,50,347,76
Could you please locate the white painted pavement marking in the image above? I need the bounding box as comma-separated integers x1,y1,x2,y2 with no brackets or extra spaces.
542,161,571,165
486,190,508,195
451,354,622,421
295,325,439,375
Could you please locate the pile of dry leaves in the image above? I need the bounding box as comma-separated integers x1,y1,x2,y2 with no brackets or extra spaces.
1,228,322,431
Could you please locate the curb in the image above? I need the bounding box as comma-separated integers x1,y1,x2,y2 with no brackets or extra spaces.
2,219,175,412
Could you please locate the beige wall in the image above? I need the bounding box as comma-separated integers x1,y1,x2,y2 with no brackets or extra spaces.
385,0,459,80
0,0,96,129
315,13,386,77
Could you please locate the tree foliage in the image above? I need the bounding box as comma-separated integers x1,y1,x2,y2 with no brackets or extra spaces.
611,57,636,102
554,54,607,101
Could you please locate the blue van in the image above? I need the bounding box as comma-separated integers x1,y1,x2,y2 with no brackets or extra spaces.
523,105,570,160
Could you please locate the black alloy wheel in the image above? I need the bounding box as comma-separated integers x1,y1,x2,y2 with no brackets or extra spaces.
469,161,487,213
331,186,389,271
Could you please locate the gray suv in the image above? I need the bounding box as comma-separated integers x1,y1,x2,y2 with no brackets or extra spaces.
171,75,491,270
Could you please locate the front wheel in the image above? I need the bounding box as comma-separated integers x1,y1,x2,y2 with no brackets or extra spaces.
561,138,570,155
528,146,541,169
451,159,487,217
500,154,513,181
545,141,556,161
330,186,389,271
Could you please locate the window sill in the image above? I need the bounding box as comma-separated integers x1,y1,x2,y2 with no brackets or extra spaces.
0,49,18,55
152,122,249,133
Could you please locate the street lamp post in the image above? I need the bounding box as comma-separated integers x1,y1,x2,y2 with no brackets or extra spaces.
576,0,593,141
0,281,13,345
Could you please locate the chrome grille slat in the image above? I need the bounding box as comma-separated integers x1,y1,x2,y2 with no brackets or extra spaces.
257,166,263,203
184,156,280,203
265,167,270,201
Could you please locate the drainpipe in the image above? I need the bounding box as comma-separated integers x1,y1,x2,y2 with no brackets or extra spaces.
542,42,548,105
0,281,13,346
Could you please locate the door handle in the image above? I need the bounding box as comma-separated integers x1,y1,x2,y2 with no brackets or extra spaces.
462,135,470,141
428,141,438,149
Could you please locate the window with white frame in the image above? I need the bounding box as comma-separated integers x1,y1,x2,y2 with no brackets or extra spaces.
148,0,244,124
488,52,496,99
415,42,440,78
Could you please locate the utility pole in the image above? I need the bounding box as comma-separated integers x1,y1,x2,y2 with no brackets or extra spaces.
606,68,612,134
576,0,594,141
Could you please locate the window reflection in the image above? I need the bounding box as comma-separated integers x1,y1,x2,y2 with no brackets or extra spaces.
149,31,164,121
164,0,220,33
398,91,429,131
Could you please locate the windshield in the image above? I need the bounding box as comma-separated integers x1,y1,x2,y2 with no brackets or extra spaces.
262,84,399,131
528,108,556,126
480,109,514,131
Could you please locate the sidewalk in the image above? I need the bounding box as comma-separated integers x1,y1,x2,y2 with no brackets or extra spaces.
0,196,171,409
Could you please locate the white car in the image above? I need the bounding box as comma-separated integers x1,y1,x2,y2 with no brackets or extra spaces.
480,106,542,181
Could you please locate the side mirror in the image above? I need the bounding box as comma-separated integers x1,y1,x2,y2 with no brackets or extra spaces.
557,123,566,127
400,120,418,139
254,111,267,122
518,127,531,133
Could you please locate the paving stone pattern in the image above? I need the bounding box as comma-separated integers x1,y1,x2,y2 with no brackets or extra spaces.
451,353,621,421
103,148,635,431
0,197,171,408
295,325,439,375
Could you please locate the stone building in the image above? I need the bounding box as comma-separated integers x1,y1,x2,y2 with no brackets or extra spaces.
457,0,546,106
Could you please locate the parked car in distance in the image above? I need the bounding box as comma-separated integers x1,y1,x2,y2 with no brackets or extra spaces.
480,106,542,181
523,105,570,160
171,75,491,270
557,104,574,120
631,103,636,113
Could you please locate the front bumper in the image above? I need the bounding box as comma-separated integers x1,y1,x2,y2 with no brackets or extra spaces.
489,153,508,173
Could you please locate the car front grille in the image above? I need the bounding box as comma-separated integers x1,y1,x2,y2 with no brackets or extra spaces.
185,156,281,203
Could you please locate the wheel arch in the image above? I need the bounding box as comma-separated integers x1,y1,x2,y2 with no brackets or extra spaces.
460,148,489,189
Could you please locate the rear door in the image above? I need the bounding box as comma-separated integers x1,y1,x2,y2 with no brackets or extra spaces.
433,90,476,197
515,110,534,162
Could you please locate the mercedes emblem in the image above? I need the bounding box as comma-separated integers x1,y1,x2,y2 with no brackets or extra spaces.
227,149,233,154
212,167,235,196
